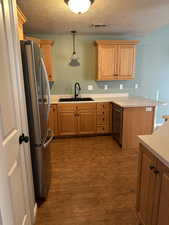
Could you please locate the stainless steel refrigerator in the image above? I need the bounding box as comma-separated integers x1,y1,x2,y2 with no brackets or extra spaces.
20,40,53,203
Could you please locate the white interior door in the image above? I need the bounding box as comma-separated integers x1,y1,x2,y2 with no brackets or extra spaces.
0,0,35,225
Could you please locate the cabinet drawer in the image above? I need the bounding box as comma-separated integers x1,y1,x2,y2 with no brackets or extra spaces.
97,103,110,112
97,125,109,134
97,113,109,125
57,104,77,112
77,103,96,111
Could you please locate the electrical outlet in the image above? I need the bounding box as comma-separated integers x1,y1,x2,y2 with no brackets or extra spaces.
120,84,123,90
104,85,108,90
156,90,160,101
88,85,93,91
135,83,138,89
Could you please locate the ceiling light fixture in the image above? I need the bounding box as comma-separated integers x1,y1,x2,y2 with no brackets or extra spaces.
64,0,95,14
69,31,80,67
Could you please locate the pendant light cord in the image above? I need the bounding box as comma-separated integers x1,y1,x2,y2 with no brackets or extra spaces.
72,31,76,54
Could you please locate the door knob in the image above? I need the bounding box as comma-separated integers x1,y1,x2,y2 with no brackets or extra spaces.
19,133,29,144
149,165,155,170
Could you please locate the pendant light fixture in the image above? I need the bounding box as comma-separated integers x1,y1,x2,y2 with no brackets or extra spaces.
69,31,80,67
64,0,95,14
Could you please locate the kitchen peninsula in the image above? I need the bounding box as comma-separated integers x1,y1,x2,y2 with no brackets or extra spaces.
49,94,161,150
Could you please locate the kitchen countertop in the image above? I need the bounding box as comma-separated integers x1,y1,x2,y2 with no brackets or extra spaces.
139,120,169,168
50,93,165,108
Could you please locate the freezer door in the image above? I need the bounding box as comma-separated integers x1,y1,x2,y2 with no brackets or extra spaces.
39,57,51,143
32,44,50,143
21,41,50,145
33,130,53,201
21,41,42,145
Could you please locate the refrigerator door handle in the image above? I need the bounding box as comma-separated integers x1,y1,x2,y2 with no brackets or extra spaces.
43,129,54,148
41,57,51,119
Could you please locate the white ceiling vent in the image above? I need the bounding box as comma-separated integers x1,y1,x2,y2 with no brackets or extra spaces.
91,24,108,28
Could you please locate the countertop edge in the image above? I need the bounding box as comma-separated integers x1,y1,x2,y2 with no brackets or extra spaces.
138,136,169,168
50,98,159,108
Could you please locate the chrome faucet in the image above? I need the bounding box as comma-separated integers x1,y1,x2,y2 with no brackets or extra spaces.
74,82,81,99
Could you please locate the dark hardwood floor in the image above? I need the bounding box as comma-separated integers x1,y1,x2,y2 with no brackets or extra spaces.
35,136,138,225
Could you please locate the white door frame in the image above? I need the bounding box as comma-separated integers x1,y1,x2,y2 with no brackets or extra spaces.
0,0,37,224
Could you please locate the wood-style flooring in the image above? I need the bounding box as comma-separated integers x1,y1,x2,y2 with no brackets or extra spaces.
35,136,138,225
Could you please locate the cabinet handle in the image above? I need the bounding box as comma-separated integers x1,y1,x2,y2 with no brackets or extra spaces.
154,170,160,174
149,165,155,170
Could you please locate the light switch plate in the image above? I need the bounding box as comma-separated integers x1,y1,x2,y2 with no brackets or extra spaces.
146,107,152,112
88,85,93,91
135,83,138,89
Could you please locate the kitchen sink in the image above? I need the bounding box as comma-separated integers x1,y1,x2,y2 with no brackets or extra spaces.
59,97,94,102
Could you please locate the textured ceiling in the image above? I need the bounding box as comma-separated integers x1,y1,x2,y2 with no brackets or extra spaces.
17,0,169,35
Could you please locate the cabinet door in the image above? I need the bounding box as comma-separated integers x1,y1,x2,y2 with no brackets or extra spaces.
118,45,136,80
122,107,155,150
136,144,157,225
77,103,96,135
78,111,96,135
58,112,77,136
57,104,77,136
154,162,169,225
48,105,58,136
40,40,54,81
98,45,118,80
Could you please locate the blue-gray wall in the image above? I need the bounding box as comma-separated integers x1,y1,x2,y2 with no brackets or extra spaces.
135,25,169,124
32,25,169,123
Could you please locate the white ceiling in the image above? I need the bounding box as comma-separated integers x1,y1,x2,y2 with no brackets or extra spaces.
17,0,169,35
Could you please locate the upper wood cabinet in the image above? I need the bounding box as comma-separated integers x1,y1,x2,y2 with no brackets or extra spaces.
40,40,55,81
97,44,118,80
25,36,41,47
136,144,169,225
96,40,139,81
25,37,55,81
17,6,26,40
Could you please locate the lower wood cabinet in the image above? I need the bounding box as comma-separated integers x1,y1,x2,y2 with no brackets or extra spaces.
49,102,113,137
96,102,112,134
57,103,96,136
57,104,77,136
122,107,155,149
77,103,96,135
48,104,58,136
136,144,169,225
